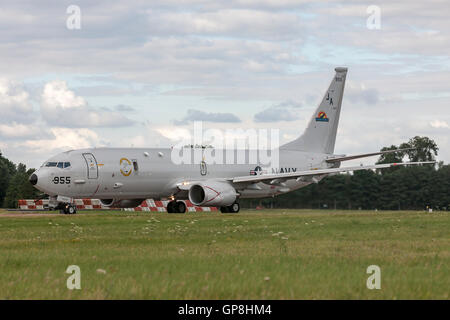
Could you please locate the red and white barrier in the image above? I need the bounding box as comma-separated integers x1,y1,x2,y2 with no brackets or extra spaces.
17,199,216,212
18,199,49,210
124,199,217,212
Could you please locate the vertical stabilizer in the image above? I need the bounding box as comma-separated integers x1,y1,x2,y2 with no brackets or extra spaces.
280,67,348,154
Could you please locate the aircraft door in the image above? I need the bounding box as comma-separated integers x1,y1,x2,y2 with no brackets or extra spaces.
83,153,98,179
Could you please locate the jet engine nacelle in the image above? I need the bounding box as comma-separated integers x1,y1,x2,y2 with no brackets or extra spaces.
188,181,237,207
99,198,145,208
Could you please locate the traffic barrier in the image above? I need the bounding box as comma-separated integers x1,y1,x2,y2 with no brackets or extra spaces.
17,199,217,212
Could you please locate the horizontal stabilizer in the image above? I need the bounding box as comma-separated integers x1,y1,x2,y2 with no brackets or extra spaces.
325,148,414,163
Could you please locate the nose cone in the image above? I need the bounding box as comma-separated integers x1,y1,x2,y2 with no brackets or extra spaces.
29,173,38,186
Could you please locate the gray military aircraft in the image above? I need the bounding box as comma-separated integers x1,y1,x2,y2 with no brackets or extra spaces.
29,67,433,214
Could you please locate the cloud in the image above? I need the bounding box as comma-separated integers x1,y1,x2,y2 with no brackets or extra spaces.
0,0,450,166
115,104,135,112
346,83,380,105
174,109,241,124
254,100,302,122
41,80,85,109
147,9,306,41
0,122,51,140
20,128,104,153
0,78,33,123
430,120,449,129
154,127,192,143
40,80,135,128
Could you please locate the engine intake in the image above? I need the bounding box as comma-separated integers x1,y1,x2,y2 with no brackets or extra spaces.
188,181,237,207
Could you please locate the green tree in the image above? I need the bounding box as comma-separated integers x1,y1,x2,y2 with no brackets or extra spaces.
376,145,406,175
400,136,438,162
376,145,405,164
3,164,40,208
0,150,17,207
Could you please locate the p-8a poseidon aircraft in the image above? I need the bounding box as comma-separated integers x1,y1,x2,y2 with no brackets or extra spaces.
29,67,433,214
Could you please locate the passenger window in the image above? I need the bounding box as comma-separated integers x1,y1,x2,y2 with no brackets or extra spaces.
64,162,71,168
57,162,64,168
132,159,139,172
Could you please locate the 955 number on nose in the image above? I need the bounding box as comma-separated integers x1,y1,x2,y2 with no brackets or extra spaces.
53,176,71,184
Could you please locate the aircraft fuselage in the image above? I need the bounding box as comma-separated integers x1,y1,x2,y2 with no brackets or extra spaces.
31,147,333,201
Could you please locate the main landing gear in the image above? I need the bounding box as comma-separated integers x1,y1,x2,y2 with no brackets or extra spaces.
220,202,240,213
60,203,77,214
167,200,187,214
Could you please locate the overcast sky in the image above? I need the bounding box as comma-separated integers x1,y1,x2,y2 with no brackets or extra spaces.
0,0,449,168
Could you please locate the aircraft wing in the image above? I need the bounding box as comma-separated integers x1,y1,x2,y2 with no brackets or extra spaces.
230,161,434,184
325,148,413,163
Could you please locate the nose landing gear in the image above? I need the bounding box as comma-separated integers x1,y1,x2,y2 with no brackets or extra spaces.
61,203,77,214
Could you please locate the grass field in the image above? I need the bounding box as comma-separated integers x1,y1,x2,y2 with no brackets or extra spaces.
0,209,448,299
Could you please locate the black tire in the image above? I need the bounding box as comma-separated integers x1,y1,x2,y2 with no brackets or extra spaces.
62,204,70,214
176,201,186,214
220,206,230,213
167,201,175,213
68,205,76,214
230,202,240,213
221,203,240,213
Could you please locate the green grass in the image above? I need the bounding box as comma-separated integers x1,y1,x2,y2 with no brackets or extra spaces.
0,209,448,299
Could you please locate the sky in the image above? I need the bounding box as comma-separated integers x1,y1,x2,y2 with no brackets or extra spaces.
0,0,449,169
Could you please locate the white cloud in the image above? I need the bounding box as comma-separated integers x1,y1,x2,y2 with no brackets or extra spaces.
147,9,306,40
0,78,33,123
21,128,104,153
174,109,241,124
254,100,302,122
0,0,449,167
40,81,135,127
116,125,187,148
155,127,192,142
42,80,85,109
0,122,47,139
430,120,449,129
346,82,380,105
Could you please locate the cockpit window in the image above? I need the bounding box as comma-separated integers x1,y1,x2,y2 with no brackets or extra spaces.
45,161,71,168
46,162,57,167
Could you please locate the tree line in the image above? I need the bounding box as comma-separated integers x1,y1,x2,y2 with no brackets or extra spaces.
0,153,41,208
0,136,448,210
242,136,450,211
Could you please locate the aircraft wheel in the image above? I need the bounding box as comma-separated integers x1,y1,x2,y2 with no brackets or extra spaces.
176,201,186,214
68,205,77,214
221,203,240,213
220,206,230,213
62,204,76,214
167,201,175,213
230,202,240,213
